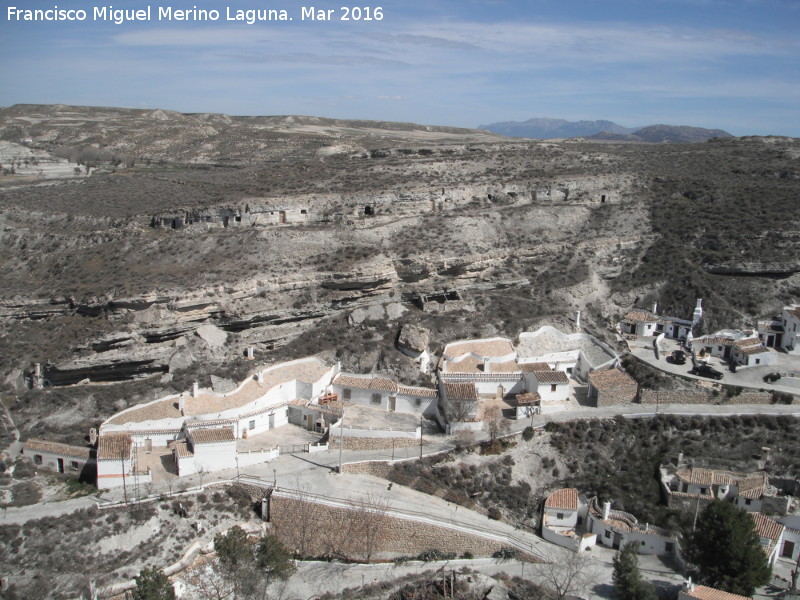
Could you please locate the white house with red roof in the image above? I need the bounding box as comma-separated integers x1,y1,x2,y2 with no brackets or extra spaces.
750,512,786,566
692,330,776,368
678,581,753,600
541,488,596,552
330,371,438,416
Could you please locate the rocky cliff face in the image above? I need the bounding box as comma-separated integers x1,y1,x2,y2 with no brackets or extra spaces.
1,105,798,443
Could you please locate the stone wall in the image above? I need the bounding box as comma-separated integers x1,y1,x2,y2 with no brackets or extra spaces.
639,390,772,405
329,437,424,451
269,495,520,561
666,491,714,513
595,385,638,407
341,461,394,478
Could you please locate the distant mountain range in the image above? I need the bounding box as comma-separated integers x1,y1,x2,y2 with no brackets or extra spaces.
479,117,733,142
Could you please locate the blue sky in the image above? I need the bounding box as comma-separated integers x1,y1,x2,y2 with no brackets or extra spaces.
1,0,799,136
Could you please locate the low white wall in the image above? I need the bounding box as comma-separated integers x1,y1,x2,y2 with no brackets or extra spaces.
334,424,421,439
236,448,279,467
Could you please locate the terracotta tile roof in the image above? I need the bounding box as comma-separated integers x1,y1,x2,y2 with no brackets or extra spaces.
675,468,734,486
173,441,193,458
108,357,330,425
605,518,632,532
97,433,133,461
333,373,400,392
444,338,515,359
445,354,484,374
588,368,636,389
23,439,91,460
683,584,753,600
191,427,235,445
443,382,478,401
738,475,769,498
785,306,800,320
737,344,770,356
519,362,552,372
750,512,784,541
533,370,569,384
757,321,784,333
623,310,658,323
675,468,767,490
696,336,737,346
186,418,236,429
486,360,521,373
369,377,398,392
544,488,578,511
397,385,438,398
516,392,541,405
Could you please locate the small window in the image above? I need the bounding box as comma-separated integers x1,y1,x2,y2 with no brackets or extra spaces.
342,388,351,400
665,542,675,553
551,384,557,392
371,393,381,405
641,541,646,546
235,216,242,223
605,530,611,539
557,512,564,520
744,498,751,506
34,455,43,465
70,461,79,471
566,367,573,374
414,398,423,407
755,359,760,365
300,209,307,215
249,420,255,430
700,487,707,494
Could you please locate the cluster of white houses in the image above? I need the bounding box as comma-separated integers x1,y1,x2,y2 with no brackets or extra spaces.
543,457,799,570
21,325,639,489
619,300,800,369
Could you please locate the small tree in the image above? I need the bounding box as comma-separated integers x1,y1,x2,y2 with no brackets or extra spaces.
532,550,597,600
131,567,175,600
613,542,657,600
484,406,510,444
685,500,771,596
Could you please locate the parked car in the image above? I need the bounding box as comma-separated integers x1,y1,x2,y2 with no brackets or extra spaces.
690,364,723,380
668,350,686,365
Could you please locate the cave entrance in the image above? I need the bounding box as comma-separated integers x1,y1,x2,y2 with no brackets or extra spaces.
279,210,287,224
601,194,606,203
171,220,177,229
364,205,374,216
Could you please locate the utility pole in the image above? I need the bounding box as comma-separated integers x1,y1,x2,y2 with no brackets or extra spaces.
419,414,424,459
120,444,128,506
338,410,344,474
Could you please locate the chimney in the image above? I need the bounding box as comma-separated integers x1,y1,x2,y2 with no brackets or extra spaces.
179,394,185,414
257,371,264,384
677,452,684,466
652,302,658,315
693,299,703,324
246,347,254,360
684,578,694,592
575,311,581,329
192,382,199,398
89,428,97,445
602,501,611,520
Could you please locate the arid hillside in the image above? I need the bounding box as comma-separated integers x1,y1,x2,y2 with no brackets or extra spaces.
0,105,798,444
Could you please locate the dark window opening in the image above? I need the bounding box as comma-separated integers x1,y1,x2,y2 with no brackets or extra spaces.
300,209,307,215
364,205,374,216
601,194,606,203
34,455,43,465
235,216,242,223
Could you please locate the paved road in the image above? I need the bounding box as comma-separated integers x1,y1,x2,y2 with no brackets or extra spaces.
627,336,800,395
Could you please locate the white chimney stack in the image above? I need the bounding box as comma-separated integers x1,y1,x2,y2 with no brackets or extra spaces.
179,394,185,414
192,382,199,398
246,347,254,359
602,501,611,520
257,371,264,384
693,299,703,324
575,311,581,329
652,302,658,315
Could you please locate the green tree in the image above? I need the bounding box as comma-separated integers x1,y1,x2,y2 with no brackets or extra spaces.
131,567,175,600
256,534,297,581
685,500,771,596
613,542,657,600
209,527,296,599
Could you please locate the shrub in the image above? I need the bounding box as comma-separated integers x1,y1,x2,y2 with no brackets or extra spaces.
522,426,534,441
492,547,519,560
